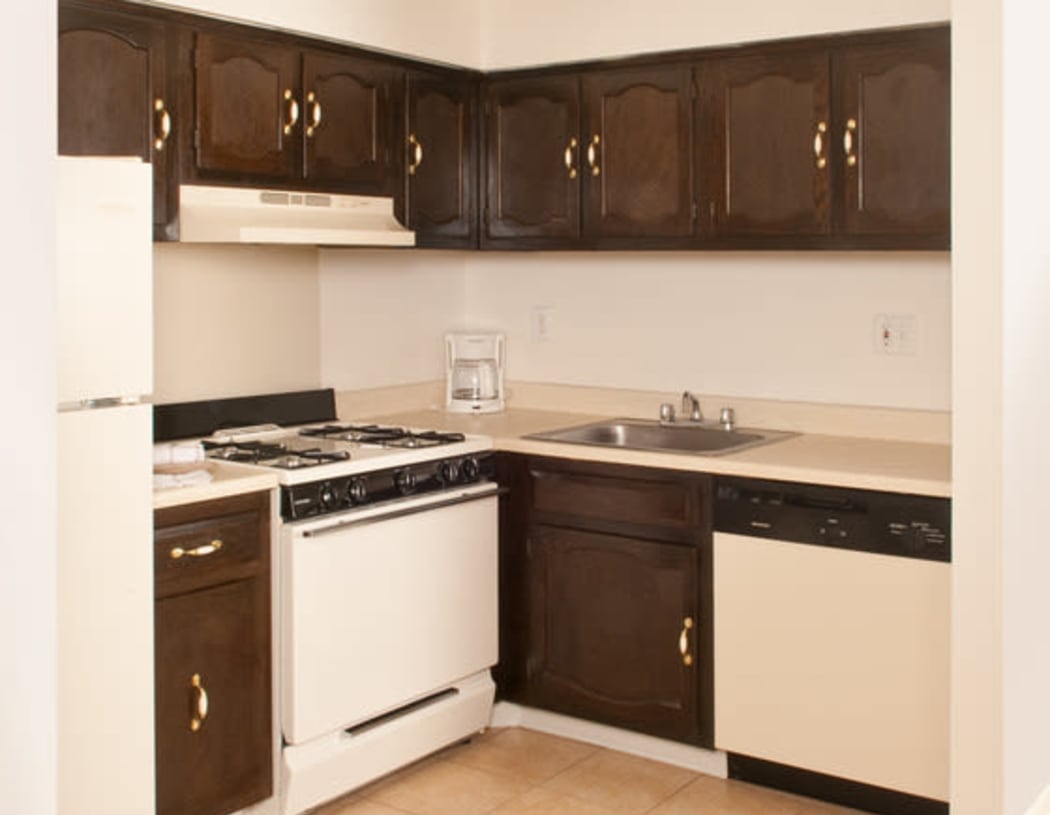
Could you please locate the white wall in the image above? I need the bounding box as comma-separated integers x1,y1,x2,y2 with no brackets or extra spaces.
1001,2,1050,812
464,253,951,410
0,3,57,814
153,245,322,402
319,250,467,389
139,0,482,67
480,0,949,69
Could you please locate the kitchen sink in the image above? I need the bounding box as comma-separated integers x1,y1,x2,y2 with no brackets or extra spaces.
526,418,796,456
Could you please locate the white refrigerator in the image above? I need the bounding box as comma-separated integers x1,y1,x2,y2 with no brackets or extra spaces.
56,156,155,815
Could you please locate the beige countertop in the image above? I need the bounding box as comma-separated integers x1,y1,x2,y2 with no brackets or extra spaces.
369,408,952,498
150,407,951,508
153,461,279,510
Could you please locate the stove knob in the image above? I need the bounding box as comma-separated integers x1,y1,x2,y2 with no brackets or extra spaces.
395,469,416,495
462,456,481,482
439,459,461,484
347,477,368,504
319,481,339,511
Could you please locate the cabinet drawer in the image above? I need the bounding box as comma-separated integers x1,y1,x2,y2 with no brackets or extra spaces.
530,462,704,538
154,491,269,595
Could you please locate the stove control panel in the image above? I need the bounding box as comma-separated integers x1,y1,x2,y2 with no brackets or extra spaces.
281,453,495,521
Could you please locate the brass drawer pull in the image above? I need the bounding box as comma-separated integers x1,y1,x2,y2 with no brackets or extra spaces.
153,98,171,152
170,539,223,559
408,133,424,174
587,134,601,176
679,616,694,667
190,673,209,732
564,136,578,179
306,91,323,138
844,117,858,167
283,88,300,136
813,120,827,169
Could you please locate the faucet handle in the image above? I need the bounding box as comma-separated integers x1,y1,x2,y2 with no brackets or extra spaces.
719,407,736,430
659,403,676,423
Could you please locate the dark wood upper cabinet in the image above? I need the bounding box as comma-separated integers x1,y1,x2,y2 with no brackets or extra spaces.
302,50,393,193
482,67,694,247
700,52,832,238
483,75,582,242
699,26,949,248
193,31,300,181
404,70,479,247
583,66,694,239
834,32,950,240
58,2,178,239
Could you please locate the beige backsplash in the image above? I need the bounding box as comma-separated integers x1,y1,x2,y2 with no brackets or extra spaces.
336,380,950,445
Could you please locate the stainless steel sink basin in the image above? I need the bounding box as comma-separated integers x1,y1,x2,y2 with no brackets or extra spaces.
526,418,795,456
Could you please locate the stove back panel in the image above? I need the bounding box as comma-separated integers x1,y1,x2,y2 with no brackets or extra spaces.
154,389,338,442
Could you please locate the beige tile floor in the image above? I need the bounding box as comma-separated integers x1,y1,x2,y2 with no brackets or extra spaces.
311,727,869,815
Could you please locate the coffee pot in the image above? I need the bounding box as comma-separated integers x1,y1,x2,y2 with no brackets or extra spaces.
445,332,505,414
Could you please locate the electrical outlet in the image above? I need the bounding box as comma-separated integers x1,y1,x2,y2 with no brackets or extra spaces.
873,314,917,355
531,306,553,342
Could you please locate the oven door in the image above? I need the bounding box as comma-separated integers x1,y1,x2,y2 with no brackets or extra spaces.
281,483,499,745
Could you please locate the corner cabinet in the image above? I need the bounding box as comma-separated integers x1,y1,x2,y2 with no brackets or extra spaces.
698,26,950,249
401,69,480,248
189,29,395,194
482,66,694,248
497,454,713,747
154,490,273,815
58,0,178,239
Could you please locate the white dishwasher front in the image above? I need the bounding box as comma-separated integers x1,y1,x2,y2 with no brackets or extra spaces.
713,477,950,810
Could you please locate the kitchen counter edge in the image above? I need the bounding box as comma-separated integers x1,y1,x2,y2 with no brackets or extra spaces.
368,408,952,498
153,462,280,510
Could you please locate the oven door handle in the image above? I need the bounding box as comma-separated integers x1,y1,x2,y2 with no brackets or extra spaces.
301,486,506,538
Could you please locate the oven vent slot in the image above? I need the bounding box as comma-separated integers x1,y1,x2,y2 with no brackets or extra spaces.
344,688,460,738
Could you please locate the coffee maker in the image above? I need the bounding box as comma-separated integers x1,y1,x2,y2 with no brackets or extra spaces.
445,332,505,414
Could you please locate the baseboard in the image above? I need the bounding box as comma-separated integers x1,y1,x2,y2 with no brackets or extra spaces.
490,701,727,778
727,753,949,815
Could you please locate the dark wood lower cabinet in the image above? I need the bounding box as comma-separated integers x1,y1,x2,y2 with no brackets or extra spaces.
498,454,713,747
154,491,272,815
529,524,701,743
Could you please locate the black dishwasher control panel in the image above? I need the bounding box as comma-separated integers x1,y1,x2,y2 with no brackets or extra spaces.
713,476,950,563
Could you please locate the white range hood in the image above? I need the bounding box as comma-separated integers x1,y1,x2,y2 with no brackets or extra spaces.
178,184,415,247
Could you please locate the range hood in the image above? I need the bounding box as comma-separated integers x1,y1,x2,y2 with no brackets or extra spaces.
178,185,415,247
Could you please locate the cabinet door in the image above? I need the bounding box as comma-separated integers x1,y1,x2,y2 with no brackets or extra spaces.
405,71,479,247
58,3,176,238
701,51,831,237
302,50,393,192
583,66,694,239
835,32,950,242
155,577,272,815
194,31,299,181
527,525,701,743
483,75,581,243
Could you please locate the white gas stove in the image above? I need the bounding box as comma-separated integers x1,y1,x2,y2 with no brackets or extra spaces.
155,392,499,815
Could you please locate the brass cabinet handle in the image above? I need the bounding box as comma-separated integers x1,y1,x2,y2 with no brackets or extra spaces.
586,133,601,176
563,136,578,179
843,117,858,167
306,90,322,138
153,98,172,152
407,133,424,175
283,88,300,136
678,616,694,667
813,120,828,170
189,673,209,732
170,539,223,560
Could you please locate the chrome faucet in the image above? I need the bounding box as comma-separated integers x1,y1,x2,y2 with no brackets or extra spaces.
681,391,703,422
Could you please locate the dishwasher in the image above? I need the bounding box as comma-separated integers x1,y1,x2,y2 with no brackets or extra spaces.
712,476,950,815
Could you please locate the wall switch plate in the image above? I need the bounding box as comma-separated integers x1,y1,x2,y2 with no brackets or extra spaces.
873,314,917,355
531,306,553,342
